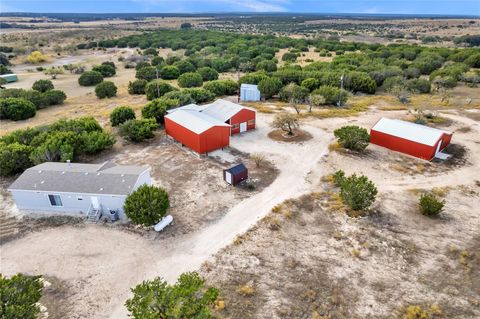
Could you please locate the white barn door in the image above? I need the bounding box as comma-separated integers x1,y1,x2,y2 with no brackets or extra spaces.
240,122,247,133
225,172,232,184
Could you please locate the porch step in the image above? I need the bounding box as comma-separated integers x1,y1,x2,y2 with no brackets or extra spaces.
86,208,101,223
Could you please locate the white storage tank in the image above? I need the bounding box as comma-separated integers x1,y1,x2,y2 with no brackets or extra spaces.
154,215,173,232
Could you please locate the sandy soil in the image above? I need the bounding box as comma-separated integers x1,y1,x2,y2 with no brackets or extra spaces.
200,110,480,318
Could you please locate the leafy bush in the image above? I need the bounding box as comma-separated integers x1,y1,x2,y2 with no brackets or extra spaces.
0,117,114,174
110,106,136,126
301,78,321,92
0,142,33,176
145,80,177,100
135,66,158,81
78,71,103,86
282,52,298,62
312,86,348,105
340,174,378,211
95,81,117,99
182,88,215,103
42,90,67,105
197,66,219,81
125,272,218,319
26,51,47,64
279,83,309,102
177,72,203,88
124,184,169,225
419,193,445,216
258,77,283,99
143,47,158,56
162,91,194,106
92,64,116,77
239,71,269,85
272,112,299,135
128,79,147,95
119,119,158,142
159,65,180,79
142,98,179,123
203,79,238,96
32,79,54,93
0,98,36,121
174,60,196,74
334,125,370,151
0,273,43,319
332,169,345,187
256,59,277,72
406,78,431,94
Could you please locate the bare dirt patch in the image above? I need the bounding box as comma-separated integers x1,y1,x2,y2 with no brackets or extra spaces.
267,129,312,143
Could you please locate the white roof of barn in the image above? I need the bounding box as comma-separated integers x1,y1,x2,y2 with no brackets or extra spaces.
165,109,230,134
202,99,253,122
167,104,207,114
8,161,149,195
371,118,452,147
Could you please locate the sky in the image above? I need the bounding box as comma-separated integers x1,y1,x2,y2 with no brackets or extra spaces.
1,0,479,16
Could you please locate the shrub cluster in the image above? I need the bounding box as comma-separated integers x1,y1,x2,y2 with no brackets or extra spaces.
0,98,36,121
124,184,170,226
203,79,238,96
95,81,117,99
333,125,370,151
145,80,177,100
0,273,44,319
110,106,136,126
119,118,158,143
419,193,445,216
78,71,103,86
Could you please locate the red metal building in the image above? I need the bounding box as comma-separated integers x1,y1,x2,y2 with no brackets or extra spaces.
370,118,453,161
165,110,231,154
202,99,256,135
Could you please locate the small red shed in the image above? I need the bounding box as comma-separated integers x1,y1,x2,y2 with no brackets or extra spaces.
202,99,256,135
165,110,231,154
223,163,248,186
370,118,453,161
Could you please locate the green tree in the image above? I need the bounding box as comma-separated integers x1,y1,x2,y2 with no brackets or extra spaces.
180,22,192,29
419,193,445,216
333,126,370,151
78,71,103,86
110,106,136,126
43,67,64,80
177,72,203,88
203,79,238,96
32,79,54,93
80,131,116,155
340,174,378,211
92,64,116,77
256,60,277,72
272,112,299,136
182,88,215,103
301,78,320,92
124,184,170,225
312,86,348,106
0,273,43,319
145,80,177,100
174,60,196,74
258,77,283,99
119,119,158,143
159,65,180,80
43,90,67,105
197,67,219,81
135,66,158,82
162,91,194,106
142,98,179,123
125,272,219,319
0,142,33,176
282,52,298,62
0,98,36,121
143,48,158,56
128,79,147,95
95,81,117,99
278,83,309,103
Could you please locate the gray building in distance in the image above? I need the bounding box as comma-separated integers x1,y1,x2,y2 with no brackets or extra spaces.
8,161,151,221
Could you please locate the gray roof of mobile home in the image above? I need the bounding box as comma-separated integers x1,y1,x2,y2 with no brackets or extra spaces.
8,161,149,195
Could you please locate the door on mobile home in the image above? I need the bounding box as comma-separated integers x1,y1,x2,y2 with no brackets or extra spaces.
240,122,247,133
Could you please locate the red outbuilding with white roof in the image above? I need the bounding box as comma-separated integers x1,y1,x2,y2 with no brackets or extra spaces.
165,109,231,154
370,118,452,161
202,99,256,135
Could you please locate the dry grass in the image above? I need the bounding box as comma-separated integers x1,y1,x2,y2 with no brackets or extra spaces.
237,284,255,296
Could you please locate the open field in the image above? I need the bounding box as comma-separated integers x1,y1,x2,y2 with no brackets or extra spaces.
1,15,479,319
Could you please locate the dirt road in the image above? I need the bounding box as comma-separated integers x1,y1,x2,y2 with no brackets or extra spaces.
107,114,333,318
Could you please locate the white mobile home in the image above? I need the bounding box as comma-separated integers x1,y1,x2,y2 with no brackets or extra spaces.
8,161,151,221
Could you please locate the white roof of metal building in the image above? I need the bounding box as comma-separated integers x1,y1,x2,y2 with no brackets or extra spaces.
202,99,253,122
167,104,207,114
371,118,452,147
165,109,230,134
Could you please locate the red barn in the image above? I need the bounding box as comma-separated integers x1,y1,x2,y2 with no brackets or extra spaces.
370,118,453,161
202,99,256,135
165,110,231,154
